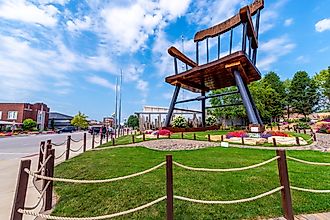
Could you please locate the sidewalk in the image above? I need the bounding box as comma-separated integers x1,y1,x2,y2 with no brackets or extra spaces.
0,135,101,220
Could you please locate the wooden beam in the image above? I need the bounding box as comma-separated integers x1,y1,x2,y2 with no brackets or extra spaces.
239,6,258,49
194,0,264,42
168,46,197,68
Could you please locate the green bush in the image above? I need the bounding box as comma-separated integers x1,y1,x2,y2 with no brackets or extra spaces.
206,115,217,126
172,115,188,128
297,122,310,129
22,118,37,131
299,117,311,122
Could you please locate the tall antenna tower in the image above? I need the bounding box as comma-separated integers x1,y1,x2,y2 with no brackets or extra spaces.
114,76,118,130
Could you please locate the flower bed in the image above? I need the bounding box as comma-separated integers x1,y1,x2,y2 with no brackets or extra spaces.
316,122,330,134
226,130,248,138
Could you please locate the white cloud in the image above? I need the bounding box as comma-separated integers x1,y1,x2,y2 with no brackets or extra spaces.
295,55,310,63
257,36,295,71
100,0,191,52
0,34,76,100
284,18,294,27
0,0,58,26
315,18,330,32
187,0,241,26
67,16,91,32
86,75,116,90
259,0,288,34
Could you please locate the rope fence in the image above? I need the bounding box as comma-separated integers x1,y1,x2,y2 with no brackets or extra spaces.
173,156,279,172
287,156,330,166
18,196,167,220
55,150,66,159
290,186,330,193
69,145,84,153
11,147,329,220
174,186,283,204
52,140,67,147
70,138,83,143
24,162,166,184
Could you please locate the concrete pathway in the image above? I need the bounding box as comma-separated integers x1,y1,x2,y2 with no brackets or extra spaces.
269,212,330,220
0,134,101,220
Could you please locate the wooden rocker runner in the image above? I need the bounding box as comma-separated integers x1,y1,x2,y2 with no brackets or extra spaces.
164,0,264,132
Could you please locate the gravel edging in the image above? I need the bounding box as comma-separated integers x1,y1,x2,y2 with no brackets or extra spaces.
93,138,329,152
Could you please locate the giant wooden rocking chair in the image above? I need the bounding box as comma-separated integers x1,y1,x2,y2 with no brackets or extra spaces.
164,0,264,131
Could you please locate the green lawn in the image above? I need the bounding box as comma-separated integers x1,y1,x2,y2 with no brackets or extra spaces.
100,130,313,148
53,147,330,219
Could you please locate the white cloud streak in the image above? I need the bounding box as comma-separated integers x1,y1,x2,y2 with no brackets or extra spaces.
315,18,330,32
0,0,58,26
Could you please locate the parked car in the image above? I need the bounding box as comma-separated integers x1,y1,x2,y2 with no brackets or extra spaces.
88,126,101,134
57,126,76,133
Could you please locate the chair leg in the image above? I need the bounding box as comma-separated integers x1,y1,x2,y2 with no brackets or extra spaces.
165,85,181,127
243,82,263,125
232,69,259,125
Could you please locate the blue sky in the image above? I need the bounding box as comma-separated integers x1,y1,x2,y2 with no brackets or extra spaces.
0,0,329,122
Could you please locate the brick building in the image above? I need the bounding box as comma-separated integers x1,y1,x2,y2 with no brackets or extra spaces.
0,103,50,130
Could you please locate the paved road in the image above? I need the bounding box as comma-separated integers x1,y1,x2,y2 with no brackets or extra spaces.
0,132,99,220
0,132,89,160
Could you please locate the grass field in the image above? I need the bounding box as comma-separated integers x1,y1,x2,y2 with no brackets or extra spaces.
53,146,330,219
100,130,313,147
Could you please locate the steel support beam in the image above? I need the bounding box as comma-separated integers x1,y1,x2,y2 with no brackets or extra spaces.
174,108,202,114
175,90,240,104
206,102,243,109
165,85,181,127
233,69,258,124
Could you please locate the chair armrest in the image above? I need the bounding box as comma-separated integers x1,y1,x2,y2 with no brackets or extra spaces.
168,46,198,68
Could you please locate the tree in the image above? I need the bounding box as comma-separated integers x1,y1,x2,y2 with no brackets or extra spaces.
209,86,247,127
172,115,188,128
23,118,37,131
314,66,330,110
71,112,88,130
127,115,139,129
288,71,320,118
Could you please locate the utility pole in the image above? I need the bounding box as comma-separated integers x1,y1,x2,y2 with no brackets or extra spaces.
118,70,123,132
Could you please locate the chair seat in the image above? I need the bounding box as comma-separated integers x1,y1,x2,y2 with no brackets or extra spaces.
165,51,261,93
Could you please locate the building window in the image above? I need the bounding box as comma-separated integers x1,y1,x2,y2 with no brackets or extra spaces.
7,111,18,120
0,111,2,120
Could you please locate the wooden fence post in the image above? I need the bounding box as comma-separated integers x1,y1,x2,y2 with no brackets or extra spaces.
100,132,103,145
295,137,300,146
143,133,146,141
241,136,244,145
168,133,171,139
193,133,196,140
221,135,224,142
92,133,95,149
273,138,277,147
208,134,211,142
66,135,71,160
157,132,159,139
278,125,280,131
44,148,55,211
303,129,306,134
37,141,46,173
313,133,317,141
112,138,115,146
83,133,86,152
132,135,135,143
181,132,184,139
10,159,31,220
276,150,294,220
166,155,174,220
